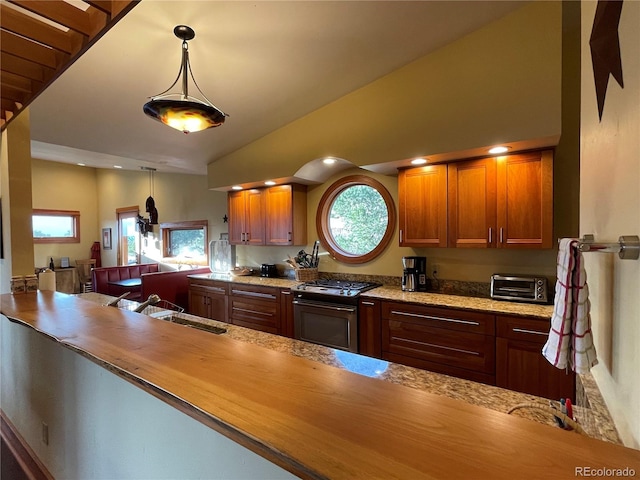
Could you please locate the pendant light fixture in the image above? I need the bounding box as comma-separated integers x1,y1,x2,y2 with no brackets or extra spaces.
143,25,228,134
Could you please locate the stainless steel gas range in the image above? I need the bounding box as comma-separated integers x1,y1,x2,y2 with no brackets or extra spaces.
291,279,380,352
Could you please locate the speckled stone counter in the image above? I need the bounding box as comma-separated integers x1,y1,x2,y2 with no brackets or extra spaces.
79,292,620,444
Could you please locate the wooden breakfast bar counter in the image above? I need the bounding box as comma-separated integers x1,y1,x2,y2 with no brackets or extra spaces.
2,291,639,479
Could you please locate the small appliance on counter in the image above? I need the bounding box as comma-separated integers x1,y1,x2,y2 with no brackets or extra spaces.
402,256,428,292
260,264,278,278
490,274,549,303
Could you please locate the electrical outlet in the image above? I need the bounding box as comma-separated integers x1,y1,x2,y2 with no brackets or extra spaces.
41,422,49,445
432,264,439,277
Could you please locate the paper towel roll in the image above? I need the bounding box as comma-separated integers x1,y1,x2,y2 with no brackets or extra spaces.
39,270,57,291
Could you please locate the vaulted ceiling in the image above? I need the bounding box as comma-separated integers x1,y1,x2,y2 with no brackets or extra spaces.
0,0,139,128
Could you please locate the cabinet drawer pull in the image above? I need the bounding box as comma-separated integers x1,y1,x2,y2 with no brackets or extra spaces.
499,227,504,244
361,301,375,306
401,338,480,356
512,328,548,336
232,289,276,300
233,307,273,317
390,310,480,326
488,227,492,244
399,229,403,243
281,291,291,295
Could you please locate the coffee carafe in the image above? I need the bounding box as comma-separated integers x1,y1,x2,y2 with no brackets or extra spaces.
402,256,428,292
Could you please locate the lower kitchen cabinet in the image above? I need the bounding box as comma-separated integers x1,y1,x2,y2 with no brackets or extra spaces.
359,298,382,358
381,301,496,385
188,279,229,322
496,315,575,401
280,289,294,338
229,284,281,334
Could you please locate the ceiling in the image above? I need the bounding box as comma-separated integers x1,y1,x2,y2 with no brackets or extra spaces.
4,1,528,176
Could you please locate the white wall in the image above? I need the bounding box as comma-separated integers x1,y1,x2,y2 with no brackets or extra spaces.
580,0,640,448
0,315,296,479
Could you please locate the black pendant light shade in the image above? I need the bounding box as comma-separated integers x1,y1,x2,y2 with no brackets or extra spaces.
143,25,228,134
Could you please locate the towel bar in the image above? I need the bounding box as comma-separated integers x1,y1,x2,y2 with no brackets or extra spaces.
576,234,640,260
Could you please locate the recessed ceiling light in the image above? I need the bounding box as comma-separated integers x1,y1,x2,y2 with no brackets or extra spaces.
411,158,428,165
488,146,509,154
77,163,86,167
231,185,243,190
323,157,337,165
265,180,276,186
113,165,123,169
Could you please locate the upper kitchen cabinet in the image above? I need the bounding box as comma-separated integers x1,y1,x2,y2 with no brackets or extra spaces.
228,189,265,245
448,150,553,249
264,184,307,246
398,164,448,247
228,184,307,246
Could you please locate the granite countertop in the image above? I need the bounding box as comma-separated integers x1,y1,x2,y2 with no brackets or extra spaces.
80,292,615,443
189,273,555,319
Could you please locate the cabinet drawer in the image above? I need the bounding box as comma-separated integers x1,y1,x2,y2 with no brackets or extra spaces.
382,302,495,335
497,315,550,342
229,297,280,333
189,280,229,296
382,319,495,374
229,284,280,302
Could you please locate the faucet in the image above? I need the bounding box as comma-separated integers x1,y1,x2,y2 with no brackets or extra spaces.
133,294,161,313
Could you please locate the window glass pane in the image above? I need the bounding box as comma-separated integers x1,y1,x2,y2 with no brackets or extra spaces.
120,217,139,265
170,229,205,257
328,185,388,255
33,215,75,238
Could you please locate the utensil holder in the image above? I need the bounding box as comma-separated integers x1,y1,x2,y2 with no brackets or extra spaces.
295,268,318,281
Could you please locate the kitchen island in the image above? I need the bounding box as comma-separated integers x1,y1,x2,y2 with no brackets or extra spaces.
1,291,639,479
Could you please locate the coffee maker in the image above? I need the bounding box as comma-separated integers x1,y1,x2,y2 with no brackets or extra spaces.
402,256,428,292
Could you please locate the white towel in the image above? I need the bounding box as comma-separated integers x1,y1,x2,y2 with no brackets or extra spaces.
542,238,598,374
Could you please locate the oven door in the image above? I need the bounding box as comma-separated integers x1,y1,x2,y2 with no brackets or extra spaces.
293,299,358,352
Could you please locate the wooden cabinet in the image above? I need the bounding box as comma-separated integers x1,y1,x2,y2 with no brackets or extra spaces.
228,184,307,246
448,150,553,249
358,298,381,358
229,284,281,334
398,164,448,247
381,301,496,385
280,289,294,338
188,279,229,322
264,184,307,246
496,315,575,401
228,189,265,245
447,158,497,248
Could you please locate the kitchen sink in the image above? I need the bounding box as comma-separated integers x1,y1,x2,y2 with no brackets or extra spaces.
161,315,227,335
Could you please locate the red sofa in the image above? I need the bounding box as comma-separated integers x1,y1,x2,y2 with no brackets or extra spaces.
92,264,159,300
141,267,211,312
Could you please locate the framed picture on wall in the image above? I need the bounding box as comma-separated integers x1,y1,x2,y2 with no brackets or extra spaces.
102,228,112,250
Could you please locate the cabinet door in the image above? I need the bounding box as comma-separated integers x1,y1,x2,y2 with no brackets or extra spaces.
398,164,448,247
228,191,246,245
244,189,265,245
188,287,211,318
496,315,575,401
448,158,497,248
358,298,381,358
280,289,294,338
496,150,553,249
265,185,293,245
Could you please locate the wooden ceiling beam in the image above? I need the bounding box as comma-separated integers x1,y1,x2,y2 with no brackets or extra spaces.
0,30,65,69
5,1,103,37
0,4,75,54
0,52,56,83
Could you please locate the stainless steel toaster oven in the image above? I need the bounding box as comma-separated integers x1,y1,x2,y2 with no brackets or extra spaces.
490,274,549,304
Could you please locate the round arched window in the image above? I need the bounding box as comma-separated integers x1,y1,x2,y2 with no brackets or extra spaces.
316,175,396,264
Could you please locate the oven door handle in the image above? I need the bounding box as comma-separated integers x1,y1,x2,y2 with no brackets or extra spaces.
293,300,356,313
